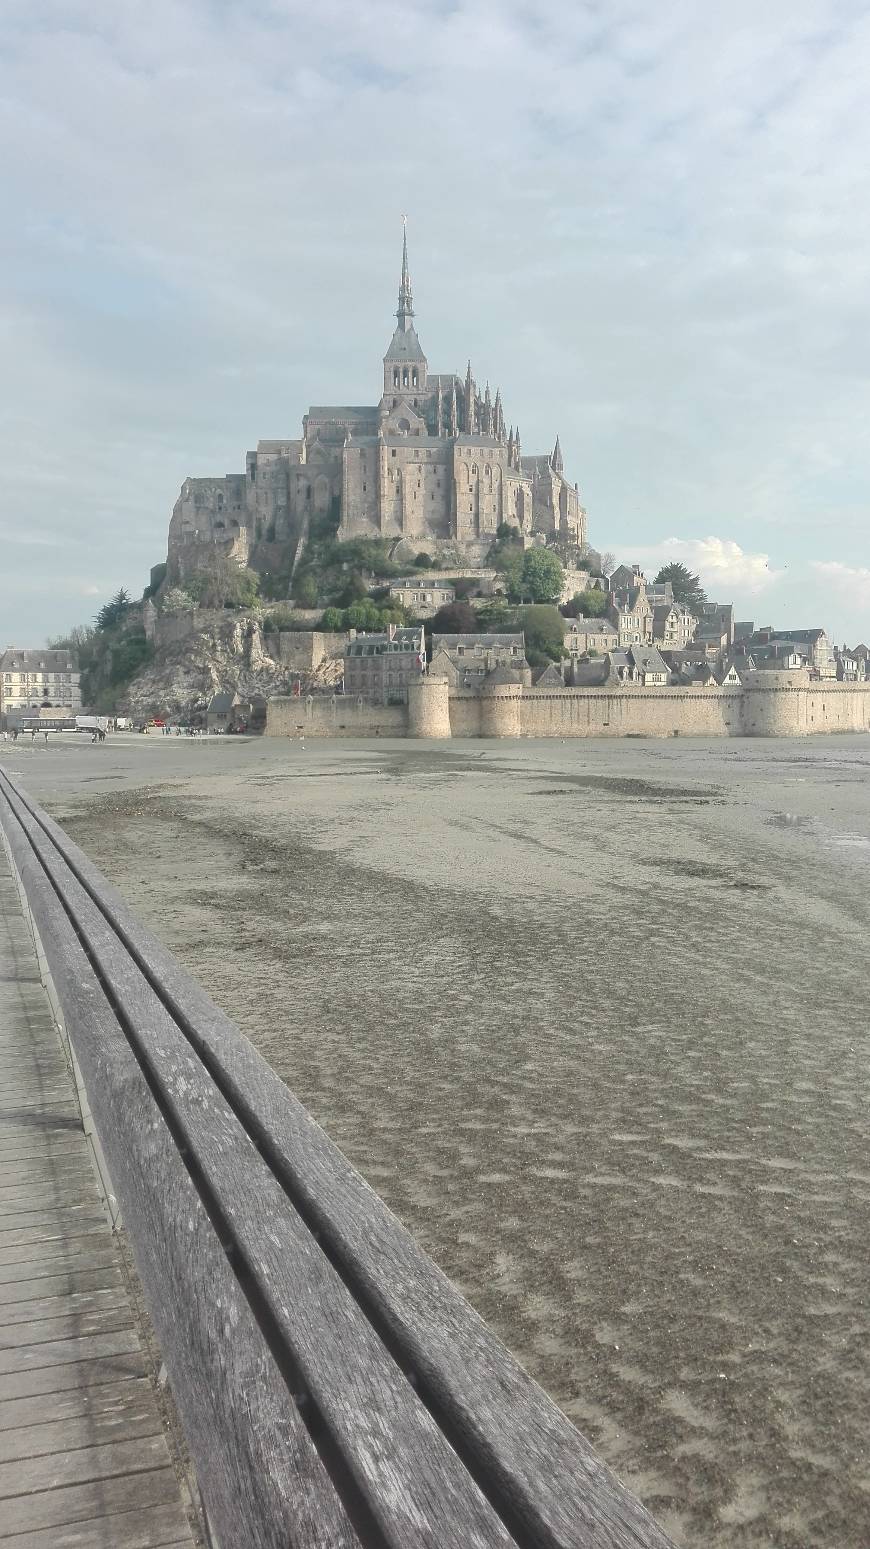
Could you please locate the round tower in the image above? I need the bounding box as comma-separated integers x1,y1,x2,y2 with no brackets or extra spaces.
407,675,451,739
742,669,809,736
480,679,523,738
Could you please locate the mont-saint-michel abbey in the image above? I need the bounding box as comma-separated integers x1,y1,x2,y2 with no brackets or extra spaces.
167,230,586,579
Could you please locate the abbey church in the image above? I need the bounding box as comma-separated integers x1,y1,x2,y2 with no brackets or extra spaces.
167,232,587,579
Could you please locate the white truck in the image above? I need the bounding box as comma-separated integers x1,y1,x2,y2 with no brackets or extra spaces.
75,715,110,735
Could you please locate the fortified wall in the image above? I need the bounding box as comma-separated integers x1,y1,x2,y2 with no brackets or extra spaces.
266,672,870,739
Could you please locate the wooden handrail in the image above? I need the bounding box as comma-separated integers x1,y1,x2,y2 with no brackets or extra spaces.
0,767,678,1549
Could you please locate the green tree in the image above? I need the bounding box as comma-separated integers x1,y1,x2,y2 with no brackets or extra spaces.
95,589,130,631
293,572,319,608
654,562,708,616
320,607,345,630
109,632,153,685
520,549,564,603
520,605,565,662
161,587,194,615
574,588,608,618
430,600,477,635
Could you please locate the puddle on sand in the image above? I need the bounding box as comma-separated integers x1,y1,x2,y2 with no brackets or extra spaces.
830,833,870,854
765,812,814,830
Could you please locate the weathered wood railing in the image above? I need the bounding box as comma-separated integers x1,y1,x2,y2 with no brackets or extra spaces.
0,765,678,1549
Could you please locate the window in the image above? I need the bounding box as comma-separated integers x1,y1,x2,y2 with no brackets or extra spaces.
392,449,397,458
393,369,399,387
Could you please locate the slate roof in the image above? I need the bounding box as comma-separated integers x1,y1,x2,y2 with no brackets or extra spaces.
628,646,669,676
384,325,427,363
432,633,524,651
207,691,238,713
0,649,77,671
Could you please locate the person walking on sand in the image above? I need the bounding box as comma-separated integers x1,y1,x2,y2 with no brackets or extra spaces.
43,730,49,747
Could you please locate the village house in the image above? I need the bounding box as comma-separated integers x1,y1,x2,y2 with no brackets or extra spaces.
206,690,242,732
608,572,654,647
747,627,835,678
343,625,425,704
387,577,455,616
562,618,619,658
652,602,696,650
0,649,82,725
430,633,527,689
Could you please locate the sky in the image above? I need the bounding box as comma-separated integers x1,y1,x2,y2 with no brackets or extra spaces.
2,0,870,645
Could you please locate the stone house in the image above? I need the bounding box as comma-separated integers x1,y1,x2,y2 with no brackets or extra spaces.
430,633,526,688
652,603,696,650
387,578,455,616
562,618,619,658
627,646,670,685
608,576,654,646
343,625,426,705
0,649,82,723
206,690,242,731
749,628,834,678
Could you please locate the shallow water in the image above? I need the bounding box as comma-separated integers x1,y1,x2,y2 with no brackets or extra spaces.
7,733,870,1548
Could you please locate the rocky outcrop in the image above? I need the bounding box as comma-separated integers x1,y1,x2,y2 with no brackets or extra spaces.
122,613,341,720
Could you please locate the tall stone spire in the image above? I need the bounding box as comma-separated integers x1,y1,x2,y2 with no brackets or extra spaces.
494,388,503,441
514,425,521,468
450,380,458,437
397,217,413,328
465,361,475,433
484,382,492,434
551,435,563,474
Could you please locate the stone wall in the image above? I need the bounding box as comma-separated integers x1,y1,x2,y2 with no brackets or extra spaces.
272,632,346,672
265,680,870,740
266,696,406,738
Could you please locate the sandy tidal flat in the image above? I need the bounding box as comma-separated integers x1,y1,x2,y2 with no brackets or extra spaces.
5,732,870,1548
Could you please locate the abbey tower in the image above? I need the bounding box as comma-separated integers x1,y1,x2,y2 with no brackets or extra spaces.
167,230,587,580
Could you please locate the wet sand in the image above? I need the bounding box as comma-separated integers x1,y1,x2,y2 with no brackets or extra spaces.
4,733,870,1547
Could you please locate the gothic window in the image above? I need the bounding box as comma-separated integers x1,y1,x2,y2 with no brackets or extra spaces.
393,370,399,387
402,369,409,386
412,370,418,386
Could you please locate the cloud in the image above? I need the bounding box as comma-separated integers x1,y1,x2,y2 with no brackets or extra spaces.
1,2,870,642
811,561,870,610
625,537,785,595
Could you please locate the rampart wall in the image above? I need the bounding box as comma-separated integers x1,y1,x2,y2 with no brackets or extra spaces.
266,696,406,738
266,680,870,740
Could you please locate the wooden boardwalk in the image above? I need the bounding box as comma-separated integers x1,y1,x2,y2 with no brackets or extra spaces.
0,849,196,1549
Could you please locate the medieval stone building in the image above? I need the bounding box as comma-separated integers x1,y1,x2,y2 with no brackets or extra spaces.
167,231,587,579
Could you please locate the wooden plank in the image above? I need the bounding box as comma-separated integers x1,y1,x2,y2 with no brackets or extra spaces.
0,1327,142,1377
0,1158,95,1191
0,1306,133,1351
0,1265,123,1308
0,1398,162,1465
0,1499,194,1548
1,1285,128,1327
0,1375,151,1434
0,1211,106,1245
0,1237,116,1276
0,1464,182,1537
0,1350,147,1402
0,1433,170,1499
